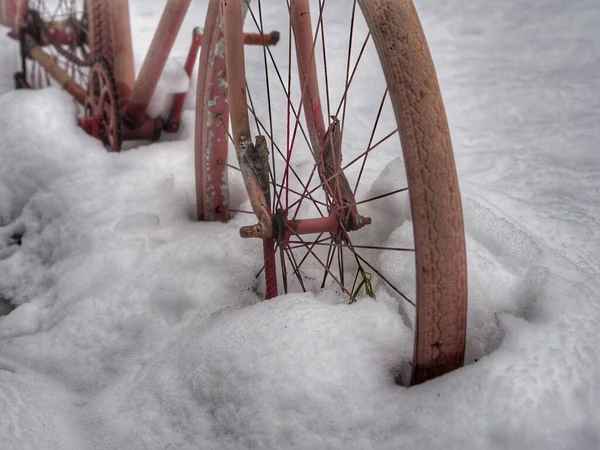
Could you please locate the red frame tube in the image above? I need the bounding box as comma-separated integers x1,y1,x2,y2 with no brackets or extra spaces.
165,26,202,133
122,0,191,128
290,0,327,161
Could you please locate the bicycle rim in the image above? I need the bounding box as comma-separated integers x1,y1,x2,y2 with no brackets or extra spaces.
197,0,467,385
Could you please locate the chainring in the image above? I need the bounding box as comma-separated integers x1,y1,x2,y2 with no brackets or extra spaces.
85,57,122,152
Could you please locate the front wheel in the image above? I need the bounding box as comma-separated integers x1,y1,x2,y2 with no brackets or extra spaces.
196,0,467,386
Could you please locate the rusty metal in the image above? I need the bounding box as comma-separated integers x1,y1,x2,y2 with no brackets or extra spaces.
80,108,162,144
223,0,272,234
122,0,192,129
22,19,77,46
322,117,365,230
239,222,269,239
85,58,122,151
243,30,280,46
263,238,277,299
122,117,163,142
195,0,229,222
165,26,203,133
78,116,101,137
235,135,273,239
240,214,369,241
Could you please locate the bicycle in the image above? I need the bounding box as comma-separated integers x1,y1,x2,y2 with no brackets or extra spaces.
2,0,468,386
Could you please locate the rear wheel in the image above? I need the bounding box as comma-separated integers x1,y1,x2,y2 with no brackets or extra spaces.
15,0,114,100
196,0,467,385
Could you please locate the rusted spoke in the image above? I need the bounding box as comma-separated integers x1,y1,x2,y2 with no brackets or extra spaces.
287,233,330,250
257,0,277,192
288,241,415,252
334,30,371,119
274,184,327,211
290,157,321,222
319,0,331,119
255,265,265,278
287,128,398,211
335,32,371,121
246,3,328,214
284,247,307,292
278,243,289,294
320,241,337,288
290,232,351,297
337,242,345,288
244,102,324,214
246,80,284,212
280,0,328,211
246,5,316,168
350,267,360,301
283,1,293,210
339,0,358,147
353,87,388,196
356,187,408,205
225,163,241,172
291,232,331,274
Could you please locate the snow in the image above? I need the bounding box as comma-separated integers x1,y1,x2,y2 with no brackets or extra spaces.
146,59,190,121
1,0,599,449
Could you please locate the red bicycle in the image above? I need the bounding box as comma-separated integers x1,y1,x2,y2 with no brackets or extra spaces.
2,0,468,385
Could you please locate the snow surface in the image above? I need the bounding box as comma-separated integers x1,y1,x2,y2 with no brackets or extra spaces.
1,0,599,449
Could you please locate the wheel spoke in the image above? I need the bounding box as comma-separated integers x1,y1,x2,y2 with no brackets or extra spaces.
287,128,398,212
319,241,337,289
246,5,318,171
356,187,408,205
289,232,352,297
353,87,388,196
246,79,284,212
337,241,345,288
278,243,289,294
339,0,357,145
318,0,331,119
244,100,324,215
279,0,328,210
283,247,307,292
334,31,371,119
257,0,277,197
288,241,415,252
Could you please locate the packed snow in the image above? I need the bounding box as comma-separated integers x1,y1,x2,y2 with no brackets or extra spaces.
1,0,599,449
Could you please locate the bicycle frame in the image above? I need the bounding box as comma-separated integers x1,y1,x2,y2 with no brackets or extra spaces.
3,0,277,145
